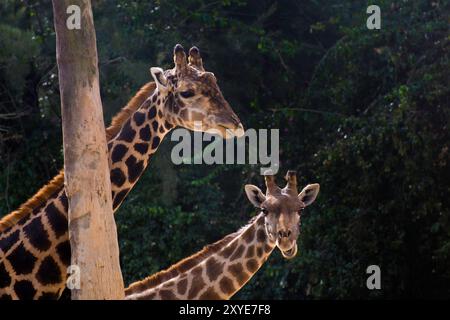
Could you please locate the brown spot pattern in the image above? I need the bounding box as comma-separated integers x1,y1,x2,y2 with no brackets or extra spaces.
199,287,221,300
160,289,177,300
246,259,258,273
177,278,188,295
245,245,255,258
220,241,238,259
187,266,205,299
242,225,255,243
230,244,245,261
219,276,235,296
206,257,224,282
257,229,267,242
228,263,248,286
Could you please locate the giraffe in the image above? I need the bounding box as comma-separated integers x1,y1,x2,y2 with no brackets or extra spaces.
125,171,320,300
0,44,244,300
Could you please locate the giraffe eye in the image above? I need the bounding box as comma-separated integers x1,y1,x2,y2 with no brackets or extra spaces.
179,90,195,98
260,207,269,215
298,208,305,215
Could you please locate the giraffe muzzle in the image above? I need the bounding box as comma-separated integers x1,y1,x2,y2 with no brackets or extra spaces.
217,122,245,138
280,242,298,259
281,244,298,259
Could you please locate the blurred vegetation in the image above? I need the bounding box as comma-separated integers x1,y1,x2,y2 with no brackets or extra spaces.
0,0,449,299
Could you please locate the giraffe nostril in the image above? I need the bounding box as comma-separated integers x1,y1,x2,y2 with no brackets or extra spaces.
278,230,291,238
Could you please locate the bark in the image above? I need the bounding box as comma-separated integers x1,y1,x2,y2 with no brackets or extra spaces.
52,0,124,299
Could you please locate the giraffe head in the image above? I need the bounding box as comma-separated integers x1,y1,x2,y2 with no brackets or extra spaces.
245,171,320,259
149,44,244,138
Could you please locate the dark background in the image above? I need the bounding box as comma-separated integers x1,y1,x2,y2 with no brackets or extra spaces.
0,0,449,299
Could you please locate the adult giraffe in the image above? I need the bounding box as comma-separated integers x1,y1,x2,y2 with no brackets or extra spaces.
125,171,320,300
0,44,244,300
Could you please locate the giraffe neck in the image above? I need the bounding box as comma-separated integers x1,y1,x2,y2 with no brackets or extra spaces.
0,85,176,300
107,88,173,210
125,214,276,300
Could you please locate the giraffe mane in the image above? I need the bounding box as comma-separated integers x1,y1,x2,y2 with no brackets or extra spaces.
0,82,157,233
125,215,260,295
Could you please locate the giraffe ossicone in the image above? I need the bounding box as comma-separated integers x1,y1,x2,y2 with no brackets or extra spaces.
125,170,320,300
0,44,244,300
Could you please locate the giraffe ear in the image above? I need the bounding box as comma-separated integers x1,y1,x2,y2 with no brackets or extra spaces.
245,184,266,208
298,184,320,206
150,67,168,90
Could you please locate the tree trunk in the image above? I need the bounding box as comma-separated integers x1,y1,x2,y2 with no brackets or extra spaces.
52,0,124,299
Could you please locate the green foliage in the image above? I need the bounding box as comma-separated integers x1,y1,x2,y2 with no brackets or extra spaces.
0,0,449,299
